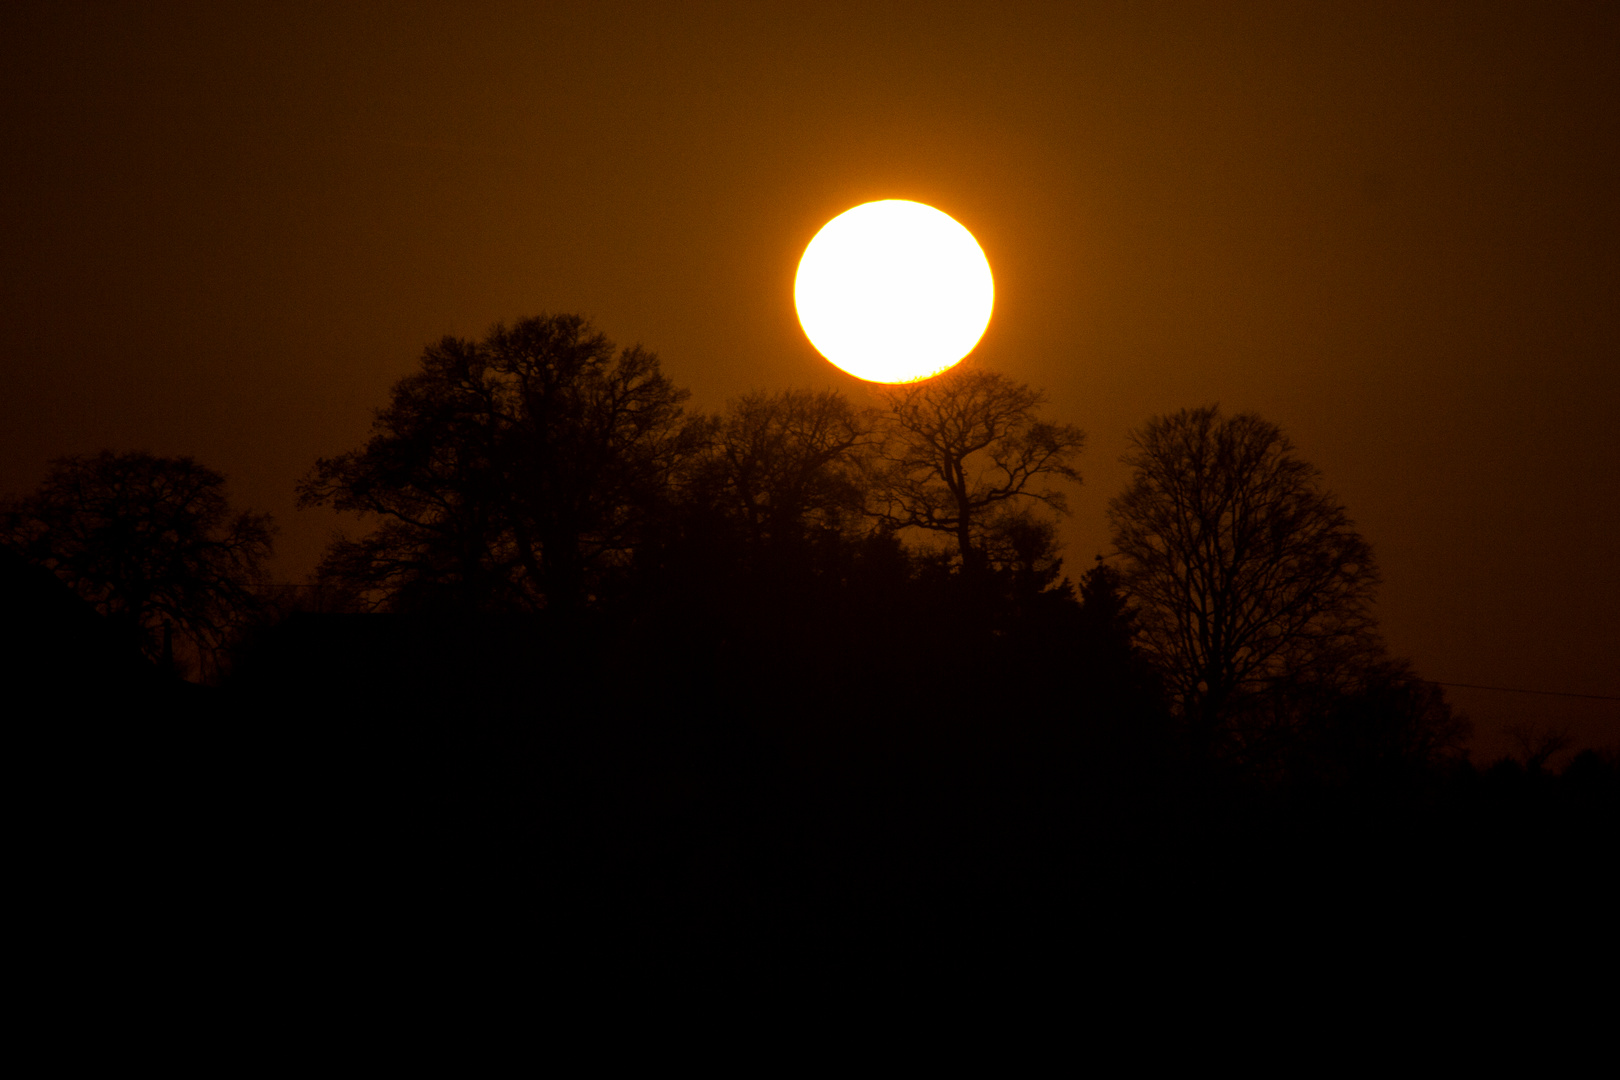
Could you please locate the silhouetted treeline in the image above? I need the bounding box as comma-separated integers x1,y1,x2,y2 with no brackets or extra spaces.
2,451,273,680
5,314,1613,969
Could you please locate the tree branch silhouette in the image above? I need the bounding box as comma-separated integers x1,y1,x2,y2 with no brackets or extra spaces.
873,365,1084,572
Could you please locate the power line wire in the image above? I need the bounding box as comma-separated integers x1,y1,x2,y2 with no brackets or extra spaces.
1434,681,1620,703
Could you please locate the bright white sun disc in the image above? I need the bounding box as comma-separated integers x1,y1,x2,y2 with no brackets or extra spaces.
795,200,994,383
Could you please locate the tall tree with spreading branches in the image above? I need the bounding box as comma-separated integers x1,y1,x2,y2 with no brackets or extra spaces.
1108,406,1381,743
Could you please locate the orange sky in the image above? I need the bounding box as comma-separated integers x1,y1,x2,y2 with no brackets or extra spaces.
2,1,1615,757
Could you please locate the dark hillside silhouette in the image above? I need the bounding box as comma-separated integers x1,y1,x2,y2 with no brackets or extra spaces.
2,545,234,976
1,546,162,701
14,315,1611,972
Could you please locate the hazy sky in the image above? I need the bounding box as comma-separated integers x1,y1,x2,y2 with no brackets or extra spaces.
3,1,1615,755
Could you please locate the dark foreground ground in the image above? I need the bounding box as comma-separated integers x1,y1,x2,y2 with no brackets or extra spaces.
14,596,1615,996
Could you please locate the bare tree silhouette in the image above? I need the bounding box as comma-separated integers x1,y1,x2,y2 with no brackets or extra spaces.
1507,722,1573,773
707,388,873,551
1108,406,1380,744
2,451,274,678
873,365,1084,572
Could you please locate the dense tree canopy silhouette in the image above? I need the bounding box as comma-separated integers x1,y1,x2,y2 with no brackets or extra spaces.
299,314,701,612
873,365,1085,571
1,450,274,677
1285,657,1470,784
1108,406,1380,741
706,388,872,552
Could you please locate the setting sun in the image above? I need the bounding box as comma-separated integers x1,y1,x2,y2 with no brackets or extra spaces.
794,200,994,383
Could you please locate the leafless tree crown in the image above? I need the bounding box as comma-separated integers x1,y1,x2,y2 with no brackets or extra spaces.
709,388,873,547
873,365,1085,568
1108,405,1379,725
